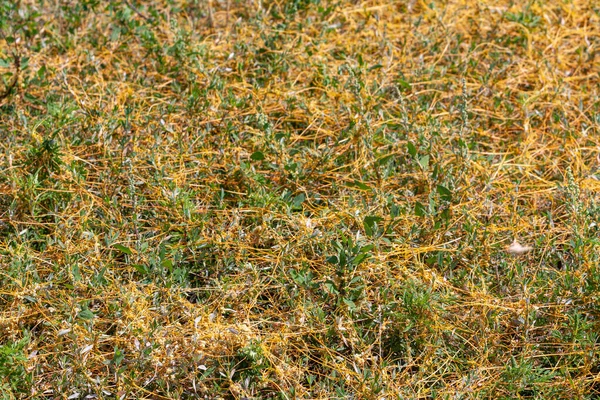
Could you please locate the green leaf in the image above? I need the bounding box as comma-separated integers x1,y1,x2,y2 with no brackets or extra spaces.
436,185,452,201
338,251,347,267
363,216,383,237
291,193,305,210
78,309,95,320
113,244,132,255
406,142,417,157
359,244,374,253
415,201,427,217
376,153,394,166
418,155,429,170
326,255,338,265
350,276,362,285
343,298,357,311
352,252,370,266
133,264,149,275
250,151,265,161
72,264,82,282
440,207,451,222
324,281,339,295
347,180,372,191
113,347,125,366
397,79,411,92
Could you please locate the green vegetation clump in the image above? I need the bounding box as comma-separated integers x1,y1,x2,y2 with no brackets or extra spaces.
0,0,599,398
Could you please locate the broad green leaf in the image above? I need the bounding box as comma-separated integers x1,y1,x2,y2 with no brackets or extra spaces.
352,252,370,266
406,142,417,157
415,201,427,217
78,309,95,320
440,207,451,222
436,185,452,201
292,193,305,210
326,255,338,265
397,79,411,92
113,347,125,366
418,155,429,170
359,244,374,253
363,216,383,237
113,244,132,255
343,298,357,311
376,153,394,166
133,264,149,275
324,281,338,294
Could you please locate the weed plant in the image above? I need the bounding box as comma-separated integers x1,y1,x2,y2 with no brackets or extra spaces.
0,0,599,398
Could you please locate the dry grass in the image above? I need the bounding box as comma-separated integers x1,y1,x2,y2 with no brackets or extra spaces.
0,0,599,398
